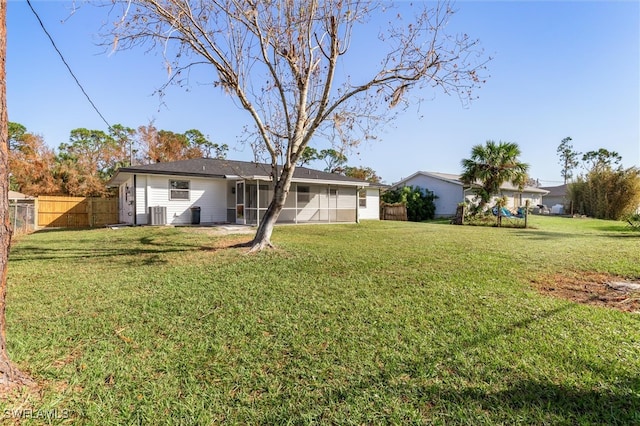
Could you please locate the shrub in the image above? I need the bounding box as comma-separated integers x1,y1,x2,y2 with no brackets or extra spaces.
569,167,640,220
381,186,437,221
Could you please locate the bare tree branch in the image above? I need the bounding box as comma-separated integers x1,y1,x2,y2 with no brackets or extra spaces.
102,0,490,249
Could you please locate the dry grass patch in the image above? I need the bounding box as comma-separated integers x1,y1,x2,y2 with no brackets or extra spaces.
532,271,640,313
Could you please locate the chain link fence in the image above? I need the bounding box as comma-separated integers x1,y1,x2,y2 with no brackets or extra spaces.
10,202,36,235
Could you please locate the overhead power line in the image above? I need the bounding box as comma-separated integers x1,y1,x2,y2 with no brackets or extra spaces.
26,0,112,130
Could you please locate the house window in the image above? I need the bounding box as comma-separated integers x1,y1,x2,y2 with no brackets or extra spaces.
169,180,190,200
297,186,310,203
359,189,367,208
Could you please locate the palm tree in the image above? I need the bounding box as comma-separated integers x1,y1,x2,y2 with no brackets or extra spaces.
460,140,529,211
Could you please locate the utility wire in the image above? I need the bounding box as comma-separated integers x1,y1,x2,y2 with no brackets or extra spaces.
26,0,112,130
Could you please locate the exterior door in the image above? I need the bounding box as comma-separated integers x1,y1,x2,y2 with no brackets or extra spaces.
329,188,337,222
236,181,245,224
120,184,134,224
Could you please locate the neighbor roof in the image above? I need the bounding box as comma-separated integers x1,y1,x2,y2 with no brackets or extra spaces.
108,158,370,187
8,190,34,200
392,171,548,194
540,184,567,197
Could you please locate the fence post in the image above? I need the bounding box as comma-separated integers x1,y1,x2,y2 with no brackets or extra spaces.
88,198,94,227
34,197,38,228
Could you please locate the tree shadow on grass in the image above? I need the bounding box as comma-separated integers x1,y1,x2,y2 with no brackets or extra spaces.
425,303,639,423
434,377,640,424
514,224,640,240
8,236,205,266
512,230,580,240
603,232,640,239
262,302,639,424
10,230,252,266
30,227,99,234
198,239,253,253
312,303,638,423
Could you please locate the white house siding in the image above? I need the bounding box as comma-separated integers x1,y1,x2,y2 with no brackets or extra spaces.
500,191,543,209
146,175,227,225
471,191,545,211
400,175,463,218
358,188,380,220
129,175,227,225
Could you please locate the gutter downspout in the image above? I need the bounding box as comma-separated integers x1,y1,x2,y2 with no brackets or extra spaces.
133,175,137,225
356,186,361,224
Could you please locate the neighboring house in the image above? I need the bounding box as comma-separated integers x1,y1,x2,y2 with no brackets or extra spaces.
540,184,568,209
542,183,640,215
390,171,548,218
108,158,379,226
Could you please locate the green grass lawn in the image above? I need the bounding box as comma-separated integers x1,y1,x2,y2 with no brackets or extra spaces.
2,216,639,424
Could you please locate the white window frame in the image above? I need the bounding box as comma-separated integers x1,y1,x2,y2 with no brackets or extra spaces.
358,189,367,208
169,179,190,201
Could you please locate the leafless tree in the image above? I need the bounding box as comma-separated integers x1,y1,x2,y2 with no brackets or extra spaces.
107,0,489,251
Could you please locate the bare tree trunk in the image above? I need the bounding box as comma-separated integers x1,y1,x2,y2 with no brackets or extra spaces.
0,0,33,390
248,202,280,252
248,163,296,252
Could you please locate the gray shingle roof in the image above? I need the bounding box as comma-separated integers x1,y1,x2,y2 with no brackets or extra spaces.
540,184,567,197
111,158,368,185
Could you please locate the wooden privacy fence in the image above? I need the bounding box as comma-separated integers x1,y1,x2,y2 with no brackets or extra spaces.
37,196,119,228
381,202,407,221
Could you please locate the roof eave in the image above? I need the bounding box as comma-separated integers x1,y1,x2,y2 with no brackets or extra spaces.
108,170,369,188
292,177,369,186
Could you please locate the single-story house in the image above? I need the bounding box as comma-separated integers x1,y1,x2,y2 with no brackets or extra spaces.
390,171,549,218
108,158,379,226
541,183,640,215
541,184,569,213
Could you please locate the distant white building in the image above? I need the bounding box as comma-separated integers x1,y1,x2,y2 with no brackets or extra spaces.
541,184,569,211
390,171,548,218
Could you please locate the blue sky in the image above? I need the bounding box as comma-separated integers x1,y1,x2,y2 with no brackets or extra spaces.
6,1,640,185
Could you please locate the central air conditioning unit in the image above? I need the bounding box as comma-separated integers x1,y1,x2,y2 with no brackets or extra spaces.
148,206,167,225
